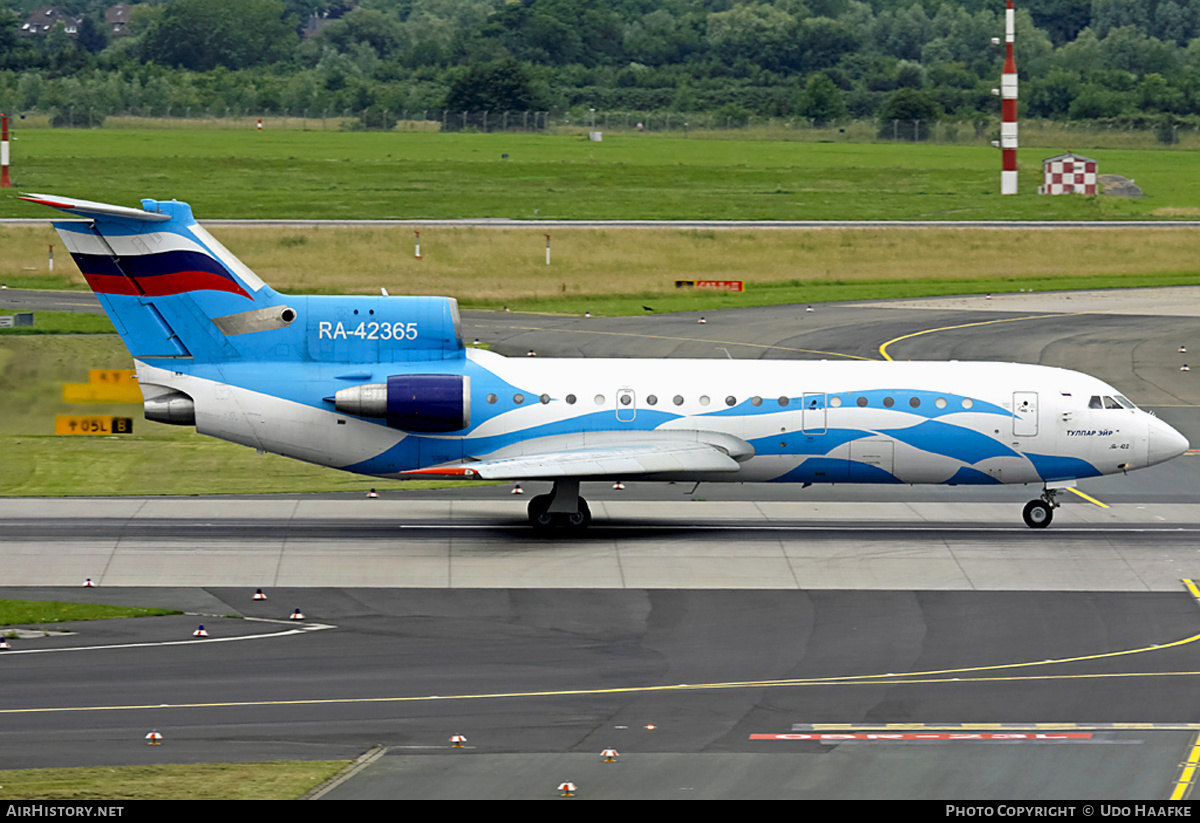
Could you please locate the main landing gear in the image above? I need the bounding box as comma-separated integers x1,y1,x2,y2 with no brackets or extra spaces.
1022,487,1062,529
528,478,591,531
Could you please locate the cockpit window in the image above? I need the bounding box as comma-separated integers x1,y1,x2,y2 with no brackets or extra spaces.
1089,394,1136,410
1089,395,1132,410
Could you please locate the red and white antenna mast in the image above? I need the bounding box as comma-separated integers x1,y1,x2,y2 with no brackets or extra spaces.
1000,0,1018,195
1,114,11,188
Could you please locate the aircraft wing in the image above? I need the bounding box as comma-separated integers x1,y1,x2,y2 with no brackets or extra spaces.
402,430,753,480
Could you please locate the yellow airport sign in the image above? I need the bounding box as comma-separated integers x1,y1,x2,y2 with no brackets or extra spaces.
55,416,134,435
63,369,142,403
88,369,137,386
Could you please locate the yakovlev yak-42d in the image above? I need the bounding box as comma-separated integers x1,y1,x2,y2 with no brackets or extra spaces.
26,194,1189,530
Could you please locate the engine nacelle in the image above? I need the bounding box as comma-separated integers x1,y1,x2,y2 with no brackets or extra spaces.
144,391,196,426
334,374,470,433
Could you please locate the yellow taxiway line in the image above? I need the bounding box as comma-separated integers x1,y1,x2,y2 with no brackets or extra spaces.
1064,486,1110,508
878,312,1091,361
4,625,1198,716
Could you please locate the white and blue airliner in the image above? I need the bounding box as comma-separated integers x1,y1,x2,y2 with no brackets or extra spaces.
27,193,1189,530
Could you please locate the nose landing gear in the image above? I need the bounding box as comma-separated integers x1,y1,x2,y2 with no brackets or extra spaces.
1022,487,1062,529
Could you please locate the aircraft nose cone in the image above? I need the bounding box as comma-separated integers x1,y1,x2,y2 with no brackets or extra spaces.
1147,417,1189,466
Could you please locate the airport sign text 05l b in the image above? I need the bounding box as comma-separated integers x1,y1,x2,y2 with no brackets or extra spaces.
55,416,133,435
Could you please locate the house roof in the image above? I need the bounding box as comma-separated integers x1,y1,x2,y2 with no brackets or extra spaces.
106,3,131,25
1042,152,1098,165
21,6,82,35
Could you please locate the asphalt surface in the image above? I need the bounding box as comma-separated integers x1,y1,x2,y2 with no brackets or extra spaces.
4,286,1200,800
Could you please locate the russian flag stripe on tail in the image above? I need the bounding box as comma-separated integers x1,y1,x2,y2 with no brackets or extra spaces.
24,193,280,361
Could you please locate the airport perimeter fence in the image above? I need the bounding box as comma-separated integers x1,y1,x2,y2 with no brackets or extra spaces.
10,106,1200,149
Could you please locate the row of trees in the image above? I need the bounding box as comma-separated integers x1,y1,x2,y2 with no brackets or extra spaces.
2,0,1200,131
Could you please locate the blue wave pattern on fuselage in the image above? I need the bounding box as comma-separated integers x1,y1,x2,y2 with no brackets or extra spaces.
944,466,1003,485
192,354,1059,481
699,388,1011,420
747,427,867,456
1024,452,1103,482
769,457,904,484
878,419,1020,464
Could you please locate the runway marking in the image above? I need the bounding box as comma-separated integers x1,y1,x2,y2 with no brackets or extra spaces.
754,732,1096,741
495,323,875,361
4,627,1199,716
878,312,1092,361
1064,487,1110,508
797,723,1200,731
0,618,334,655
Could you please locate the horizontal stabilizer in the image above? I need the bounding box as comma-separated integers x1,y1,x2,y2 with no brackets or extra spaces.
19,193,172,222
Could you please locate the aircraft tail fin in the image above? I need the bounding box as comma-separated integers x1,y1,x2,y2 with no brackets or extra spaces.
23,193,281,360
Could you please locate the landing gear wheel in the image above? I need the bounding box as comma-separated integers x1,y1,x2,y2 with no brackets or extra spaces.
565,497,591,529
1022,499,1053,529
528,494,554,529
528,495,591,530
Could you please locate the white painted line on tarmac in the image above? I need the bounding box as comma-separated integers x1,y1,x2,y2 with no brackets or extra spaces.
0,617,335,655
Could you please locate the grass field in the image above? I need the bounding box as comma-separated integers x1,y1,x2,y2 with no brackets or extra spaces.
0,761,349,800
3,128,1200,221
5,223,1200,314
0,599,179,627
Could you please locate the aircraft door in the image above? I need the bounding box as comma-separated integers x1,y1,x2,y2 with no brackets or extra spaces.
616,389,636,422
802,392,826,434
1013,392,1039,436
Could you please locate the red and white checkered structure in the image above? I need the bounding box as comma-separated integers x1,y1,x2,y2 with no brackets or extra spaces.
1000,1,1018,195
1039,153,1097,195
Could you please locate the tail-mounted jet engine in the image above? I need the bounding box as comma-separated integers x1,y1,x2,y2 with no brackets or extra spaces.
144,390,196,426
332,374,470,432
